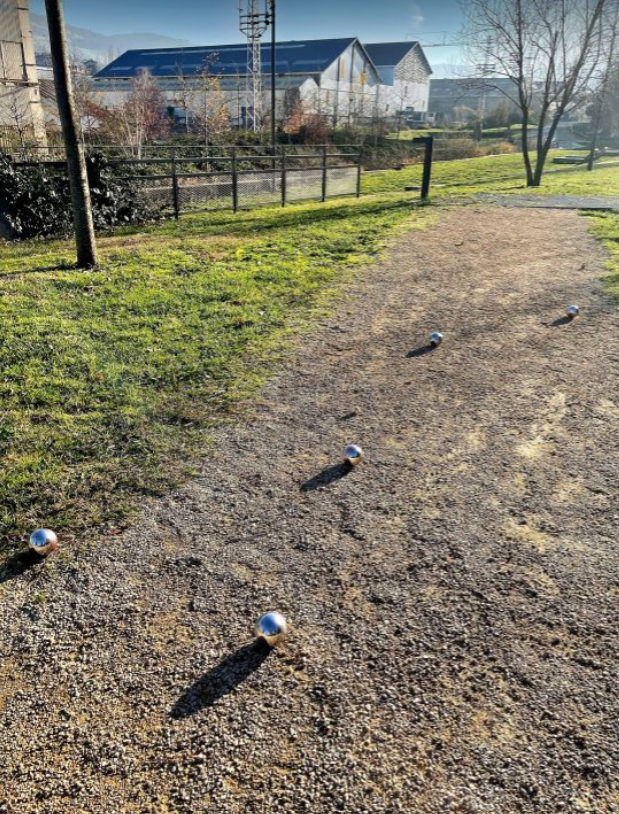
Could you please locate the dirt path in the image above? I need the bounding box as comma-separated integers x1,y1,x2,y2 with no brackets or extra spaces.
1,207,619,814
471,193,619,209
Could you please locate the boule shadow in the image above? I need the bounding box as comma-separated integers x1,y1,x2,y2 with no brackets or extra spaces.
301,462,352,492
171,640,271,718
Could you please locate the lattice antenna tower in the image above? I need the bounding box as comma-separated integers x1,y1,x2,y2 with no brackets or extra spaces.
239,0,269,131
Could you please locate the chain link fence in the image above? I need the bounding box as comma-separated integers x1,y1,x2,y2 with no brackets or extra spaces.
115,146,362,218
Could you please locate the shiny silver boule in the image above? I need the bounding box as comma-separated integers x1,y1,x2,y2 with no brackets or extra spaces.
29,528,59,557
256,611,288,646
430,331,443,347
344,444,364,466
568,305,580,319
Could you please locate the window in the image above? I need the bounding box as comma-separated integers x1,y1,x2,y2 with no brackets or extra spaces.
0,41,26,82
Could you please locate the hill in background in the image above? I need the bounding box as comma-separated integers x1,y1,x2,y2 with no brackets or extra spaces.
31,12,191,65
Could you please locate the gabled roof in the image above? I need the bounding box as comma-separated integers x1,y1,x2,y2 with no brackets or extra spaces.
94,38,358,80
365,41,432,75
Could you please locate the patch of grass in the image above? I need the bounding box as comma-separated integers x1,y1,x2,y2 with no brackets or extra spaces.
362,150,533,195
361,150,619,198
585,211,619,302
388,128,462,139
0,195,430,553
510,162,619,198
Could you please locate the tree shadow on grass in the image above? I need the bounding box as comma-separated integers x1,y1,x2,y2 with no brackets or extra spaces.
300,462,352,492
171,640,271,718
406,344,437,358
0,258,79,278
0,549,40,586
174,198,416,239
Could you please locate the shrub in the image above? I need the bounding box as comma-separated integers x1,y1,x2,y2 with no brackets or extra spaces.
434,138,515,162
0,152,162,240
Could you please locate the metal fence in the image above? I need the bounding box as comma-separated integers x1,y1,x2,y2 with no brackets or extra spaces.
116,146,363,217
5,139,435,223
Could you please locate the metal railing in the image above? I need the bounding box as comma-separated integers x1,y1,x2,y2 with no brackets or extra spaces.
6,139,435,221
114,146,364,217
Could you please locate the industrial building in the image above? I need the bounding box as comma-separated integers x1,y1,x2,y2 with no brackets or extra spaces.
429,77,521,124
0,0,46,146
365,41,432,123
92,37,432,127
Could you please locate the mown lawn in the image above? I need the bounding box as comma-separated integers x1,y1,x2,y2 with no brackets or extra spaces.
587,211,619,302
0,196,430,554
362,150,619,198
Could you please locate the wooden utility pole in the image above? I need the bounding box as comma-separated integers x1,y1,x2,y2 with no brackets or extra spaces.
44,0,98,268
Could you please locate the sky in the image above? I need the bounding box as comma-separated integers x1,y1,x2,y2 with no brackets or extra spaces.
29,0,464,69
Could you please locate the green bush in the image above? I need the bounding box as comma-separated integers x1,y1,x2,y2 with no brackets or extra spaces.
0,152,162,240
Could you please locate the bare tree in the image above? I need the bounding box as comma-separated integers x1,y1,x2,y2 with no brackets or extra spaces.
0,87,33,148
586,9,619,167
462,0,619,185
72,73,107,147
110,70,169,158
173,68,194,137
592,69,619,138
188,68,231,146
67,47,102,148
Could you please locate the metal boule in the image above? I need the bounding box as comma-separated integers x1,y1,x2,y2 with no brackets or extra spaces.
29,528,59,557
256,611,288,647
344,444,364,466
430,331,443,347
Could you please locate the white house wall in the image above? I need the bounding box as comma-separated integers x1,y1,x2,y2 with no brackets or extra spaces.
381,80,429,115
372,45,431,116
314,41,383,123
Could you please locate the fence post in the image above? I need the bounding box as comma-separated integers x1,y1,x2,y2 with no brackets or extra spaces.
421,136,434,201
356,148,362,198
171,151,180,220
232,147,238,212
322,144,328,202
281,146,287,207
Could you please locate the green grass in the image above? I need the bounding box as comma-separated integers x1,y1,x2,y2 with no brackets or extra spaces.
388,129,459,139
586,211,619,301
362,151,534,194
389,126,525,140
0,196,430,554
362,150,619,198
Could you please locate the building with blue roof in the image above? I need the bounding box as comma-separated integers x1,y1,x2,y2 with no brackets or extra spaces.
92,36,432,128
94,37,390,127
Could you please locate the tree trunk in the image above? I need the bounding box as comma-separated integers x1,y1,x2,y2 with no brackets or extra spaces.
520,115,534,187
588,122,600,171
532,113,563,187
531,151,547,186
44,0,97,268
588,93,607,171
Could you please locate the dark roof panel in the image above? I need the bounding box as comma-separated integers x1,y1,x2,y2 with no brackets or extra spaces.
95,38,357,79
365,41,432,74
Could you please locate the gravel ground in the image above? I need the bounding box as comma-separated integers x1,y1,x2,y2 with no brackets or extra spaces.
1,206,619,814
